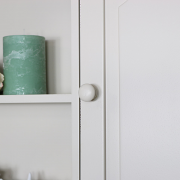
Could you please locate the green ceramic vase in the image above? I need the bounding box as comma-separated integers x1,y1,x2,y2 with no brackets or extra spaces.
3,35,47,95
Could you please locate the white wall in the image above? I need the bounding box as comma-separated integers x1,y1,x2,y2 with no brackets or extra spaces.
120,0,180,179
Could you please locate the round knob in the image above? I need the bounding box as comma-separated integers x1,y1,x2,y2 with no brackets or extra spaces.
78,84,96,102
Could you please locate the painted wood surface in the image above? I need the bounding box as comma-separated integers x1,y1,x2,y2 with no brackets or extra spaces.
80,0,105,180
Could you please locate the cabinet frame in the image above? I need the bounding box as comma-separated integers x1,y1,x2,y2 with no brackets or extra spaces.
0,0,80,179
105,0,121,179
71,0,80,180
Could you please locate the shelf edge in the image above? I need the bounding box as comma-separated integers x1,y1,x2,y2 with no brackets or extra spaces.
0,94,72,104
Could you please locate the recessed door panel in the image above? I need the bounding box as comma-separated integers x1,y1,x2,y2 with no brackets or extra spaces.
119,1,180,179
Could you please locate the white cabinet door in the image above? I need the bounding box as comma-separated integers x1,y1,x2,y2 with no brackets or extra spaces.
106,0,180,180
79,1,121,180
80,1,105,180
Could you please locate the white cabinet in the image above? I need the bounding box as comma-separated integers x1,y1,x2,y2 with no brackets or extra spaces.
82,0,180,180
0,1,120,180
80,1,120,179
106,0,180,180
0,1,78,180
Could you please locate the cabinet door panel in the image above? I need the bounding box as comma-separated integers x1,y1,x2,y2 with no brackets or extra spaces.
80,1,105,180
106,0,180,179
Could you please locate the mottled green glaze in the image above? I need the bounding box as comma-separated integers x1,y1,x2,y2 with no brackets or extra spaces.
3,35,47,95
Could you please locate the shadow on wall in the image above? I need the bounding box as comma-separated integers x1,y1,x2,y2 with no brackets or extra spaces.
0,60,3,73
0,168,17,180
0,169,70,180
45,38,61,94
0,59,3,95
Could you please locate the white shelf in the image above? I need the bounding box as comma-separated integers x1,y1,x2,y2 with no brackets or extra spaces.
0,94,72,104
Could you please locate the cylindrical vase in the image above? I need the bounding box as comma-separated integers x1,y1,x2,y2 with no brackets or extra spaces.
3,35,47,95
